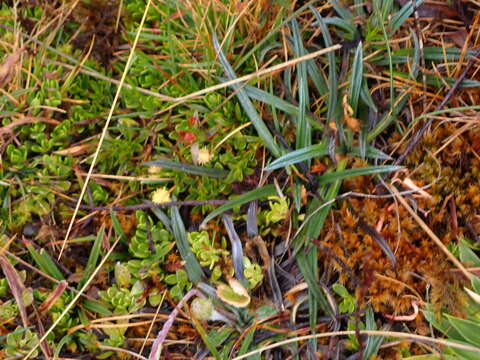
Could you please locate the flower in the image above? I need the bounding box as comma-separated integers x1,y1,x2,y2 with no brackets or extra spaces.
191,143,213,165
197,147,213,164
151,187,170,204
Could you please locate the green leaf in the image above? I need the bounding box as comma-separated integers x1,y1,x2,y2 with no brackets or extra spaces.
446,314,480,347
110,211,127,244
82,299,113,316
390,0,425,34
25,243,65,281
310,6,343,144
364,306,384,359
144,158,228,178
459,240,480,267
78,225,104,289
213,34,282,158
291,18,311,155
170,206,205,284
348,41,363,115
265,144,391,171
317,165,403,186
200,185,277,227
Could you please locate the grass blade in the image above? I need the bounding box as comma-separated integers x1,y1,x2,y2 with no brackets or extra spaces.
213,33,282,158
310,6,343,144
78,225,104,289
348,41,363,115
265,144,391,171
317,165,402,186
24,239,65,281
390,0,425,34
222,215,247,286
200,185,277,228
364,306,385,359
110,211,127,244
170,206,205,284
291,19,311,155
144,158,228,178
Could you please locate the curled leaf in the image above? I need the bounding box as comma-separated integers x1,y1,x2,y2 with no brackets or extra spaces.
216,278,250,308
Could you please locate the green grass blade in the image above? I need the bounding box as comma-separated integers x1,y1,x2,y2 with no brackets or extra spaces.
200,185,277,228
170,206,205,284
310,6,343,144
110,211,127,244
213,33,282,158
322,17,357,39
317,165,403,186
265,143,328,171
231,81,321,130
390,0,425,34
291,19,311,156
24,242,65,281
265,143,391,171
296,250,333,316
364,306,385,359
348,41,363,115
144,158,228,178
82,299,113,316
78,225,104,289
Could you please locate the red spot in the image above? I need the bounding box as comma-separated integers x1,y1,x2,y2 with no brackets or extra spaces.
188,116,198,126
179,131,196,143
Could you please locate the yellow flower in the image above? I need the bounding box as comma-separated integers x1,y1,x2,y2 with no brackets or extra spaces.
151,187,170,204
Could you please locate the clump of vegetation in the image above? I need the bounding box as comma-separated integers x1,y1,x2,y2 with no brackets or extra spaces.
1,0,480,359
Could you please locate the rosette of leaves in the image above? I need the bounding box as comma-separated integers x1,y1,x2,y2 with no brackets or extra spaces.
0,300,18,320
4,327,40,358
188,231,229,270
127,211,174,280
34,289,78,334
164,269,192,301
99,280,146,315
243,256,263,289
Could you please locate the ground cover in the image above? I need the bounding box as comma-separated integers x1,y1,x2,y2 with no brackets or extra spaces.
1,0,480,359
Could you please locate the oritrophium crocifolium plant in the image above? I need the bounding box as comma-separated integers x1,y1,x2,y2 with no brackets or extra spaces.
188,231,229,270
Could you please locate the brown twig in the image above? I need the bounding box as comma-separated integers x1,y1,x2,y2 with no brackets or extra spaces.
65,199,228,211
394,46,480,166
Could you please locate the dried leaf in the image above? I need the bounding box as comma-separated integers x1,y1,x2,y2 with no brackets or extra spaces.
0,49,22,87
38,281,68,313
0,255,29,326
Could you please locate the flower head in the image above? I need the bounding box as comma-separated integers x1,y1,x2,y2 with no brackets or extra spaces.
151,187,171,204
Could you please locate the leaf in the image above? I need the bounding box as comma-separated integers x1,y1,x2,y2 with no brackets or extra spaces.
348,41,363,115
363,306,385,359
216,279,251,308
170,206,205,284
78,225,104,289
310,6,343,144
144,158,228,178
0,48,22,87
446,314,480,347
200,185,277,228
222,215,247,286
390,0,425,34
213,33,282,158
291,18,311,156
0,255,29,326
24,239,65,281
109,210,126,239
316,165,403,186
459,240,480,266
265,144,391,171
